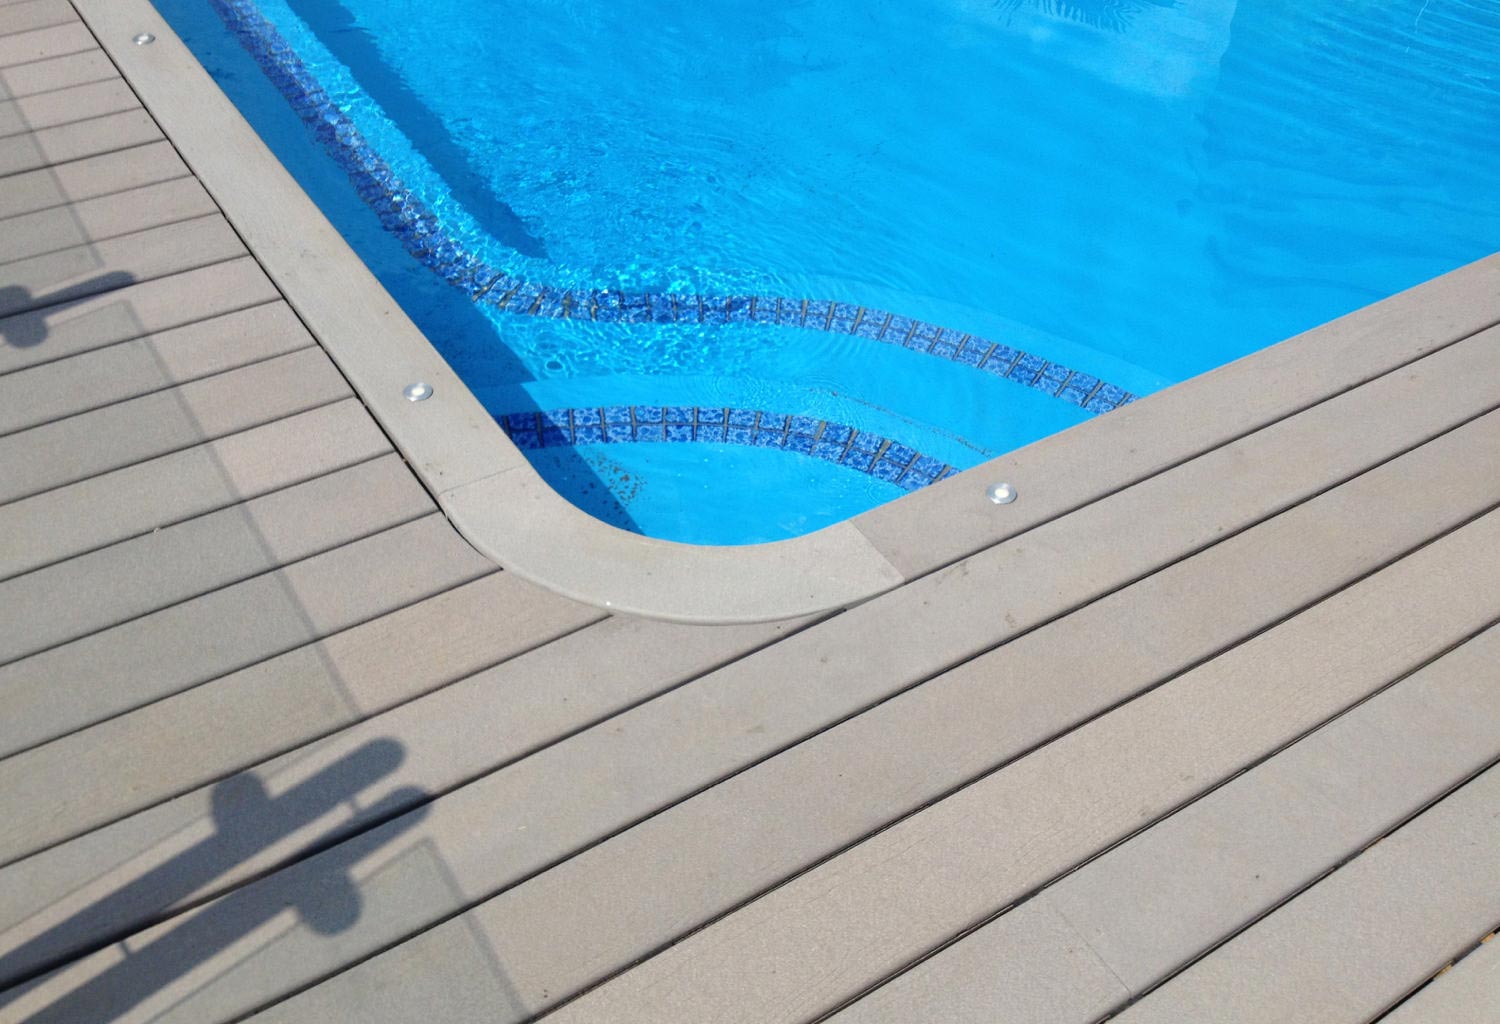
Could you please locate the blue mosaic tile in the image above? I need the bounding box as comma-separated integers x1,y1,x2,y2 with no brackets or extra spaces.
604,423,632,443
906,322,940,351
907,454,945,480
870,457,907,483
804,300,832,329
1058,382,1094,406
819,423,853,446
700,297,729,325
540,409,571,430
665,423,694,442
1095,383,1129,406
842,447,879,472
635,422,666,441
502,412,538,433
540,425,569,447
593,290,623,320
785,433,815,455
929,339,958,360
634,405,665,423
664,405,694,424
726,426,753,445
883,315,915,343
1007,353,1047,385
752,430,786,448
507,428,541,450
1084,394,1119,414
647,294,677,323
602,405,633,426
574,424,605,444
1068,372,1100,395
812,440,846,462
728,408,758,427
1032,363,1072,394
883,442,917,466
848,432,881,454
854,311,889,339
757,413,790,433
500,282,543,312
572,407,602,426
954,339,989,367
788,415,820,437
621,295,653,323
697,408,728,428
726,296,752,323
697,423,727,443
777,299,805,326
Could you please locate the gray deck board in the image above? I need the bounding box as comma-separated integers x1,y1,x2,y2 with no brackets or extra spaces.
0,21,92,70
0,399,391,580
0,140,186,220
1112,764,1500,1024
0,513,495,759
0,175,215,264
17,317,1500,1023
0,214,244,318
1382,934,1500,1024
0,346,349,504
0,454,431,668
0,77,137,141
535,508,1500,1024
0,301,312,436
0,106,159,176
0,47,115,101
0,0,74,38
3,17,1499,1024
0,257,279,374
831,624,1500,1023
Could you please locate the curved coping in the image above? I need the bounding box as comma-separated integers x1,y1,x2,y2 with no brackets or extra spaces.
93,0,1108,623
205,0,1139,417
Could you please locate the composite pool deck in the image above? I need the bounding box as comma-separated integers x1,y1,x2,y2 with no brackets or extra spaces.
4,3,1500,1023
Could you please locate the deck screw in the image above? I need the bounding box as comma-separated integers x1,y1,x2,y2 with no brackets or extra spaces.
403,382,433,402
133,32,155,45
986,482,1018,505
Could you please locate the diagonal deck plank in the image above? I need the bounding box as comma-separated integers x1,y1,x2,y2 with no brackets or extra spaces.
0,106,159,176
0,454,432,667
0,0,75,38
1381,933,1500,1024
830,625,1500,1023
251,408,1500,1024
1111,764,1500,1024
0,399,391,580
0,514,495,759
0,77,136,140
0,47,114,101
15,319,1500,1024
0,214,245,318
0,139,186,220
533,508,1500,1024
0,175,216,264
0,346,349,504
0,301,312,437
0,21,92,70
0,257,279,375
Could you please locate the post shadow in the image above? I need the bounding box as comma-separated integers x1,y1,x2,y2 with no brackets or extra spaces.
0,273,139,349
0,738,433,1022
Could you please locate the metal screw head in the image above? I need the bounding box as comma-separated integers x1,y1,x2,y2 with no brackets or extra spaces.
403,382,433,402
986,482,1018,505
133,32,155,45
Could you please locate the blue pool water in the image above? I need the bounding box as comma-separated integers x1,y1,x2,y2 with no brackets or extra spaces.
160,0,1500,544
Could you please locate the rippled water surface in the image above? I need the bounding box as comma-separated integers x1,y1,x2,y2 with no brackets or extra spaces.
161,0,1500,542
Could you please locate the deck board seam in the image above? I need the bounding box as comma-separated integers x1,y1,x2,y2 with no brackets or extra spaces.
0,387,350,510
0,62,115,100
221,480,1500,1024
0,138,185,214
0,179,221,266
530,503,1500,1024
0,105,158,172
0,257,272,379
0,501,437,674
0,330,316,439
1372,919,1500,1021
0,404,393,587
0,206,224,270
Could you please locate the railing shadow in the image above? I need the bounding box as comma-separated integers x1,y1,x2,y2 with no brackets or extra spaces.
0,738,431,1022
0,273,139,348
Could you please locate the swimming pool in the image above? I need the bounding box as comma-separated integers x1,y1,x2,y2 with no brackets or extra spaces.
158,0,1500,544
